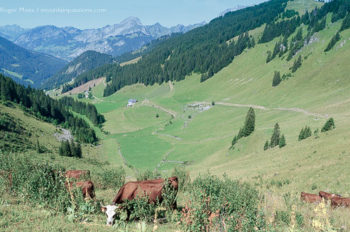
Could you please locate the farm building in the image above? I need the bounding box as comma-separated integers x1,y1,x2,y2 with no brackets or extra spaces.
127,99,137,107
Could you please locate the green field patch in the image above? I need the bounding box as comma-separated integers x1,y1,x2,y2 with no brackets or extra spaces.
114,127,172,170
103,105,171,134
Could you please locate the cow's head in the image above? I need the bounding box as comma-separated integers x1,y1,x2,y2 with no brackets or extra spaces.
168,176,179,190
101,204,119,226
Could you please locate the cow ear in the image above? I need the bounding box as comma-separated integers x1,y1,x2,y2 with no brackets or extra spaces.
101,207,107,212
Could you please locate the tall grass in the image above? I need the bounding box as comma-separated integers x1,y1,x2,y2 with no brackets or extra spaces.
0,153,71,212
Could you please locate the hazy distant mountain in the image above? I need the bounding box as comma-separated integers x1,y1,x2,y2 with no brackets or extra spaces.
0,36,66,87
42,50,115,89
0,25,27,41
13,17,205,61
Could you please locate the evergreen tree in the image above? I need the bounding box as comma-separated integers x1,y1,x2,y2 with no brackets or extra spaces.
272,71,281,87
231,135,238,147
237,128,244,139
291,55,302,73
324,32,341,52
279,134,286,148
270,123,281,148
243,107,255,136
340,13,350,31
321,118,335,132
298,128,305,141
264,140,269,150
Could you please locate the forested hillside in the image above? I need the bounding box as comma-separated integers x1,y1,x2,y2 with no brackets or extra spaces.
0,74,102,143
0,36,66,87
42,50,115,89
62,0,350,99
61,0,288,95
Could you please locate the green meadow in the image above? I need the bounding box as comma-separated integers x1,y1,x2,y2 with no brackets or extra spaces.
3,0,350,230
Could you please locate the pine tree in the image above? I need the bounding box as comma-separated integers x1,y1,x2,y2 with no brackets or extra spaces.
272,71,281,87
243,107,255,136
270,123,280,148
324,32,341,52
298,127,305,141
264,140,269,150
340,13,350,31
279,134,286,148
232,135,238,147
321,118,335,132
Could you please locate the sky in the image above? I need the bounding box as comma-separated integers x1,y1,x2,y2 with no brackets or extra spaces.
0,0,266,29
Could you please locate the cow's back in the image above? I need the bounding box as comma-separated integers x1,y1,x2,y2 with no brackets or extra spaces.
113,179,165,204
65,170,90,180
301,192,321,203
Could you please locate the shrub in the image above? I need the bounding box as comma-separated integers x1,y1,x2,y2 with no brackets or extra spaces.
180,174,265,232
171,167,191,191
275,210,290,225
0,153,72,212
98,167,126,189
321,118,335,132
136,169,161,181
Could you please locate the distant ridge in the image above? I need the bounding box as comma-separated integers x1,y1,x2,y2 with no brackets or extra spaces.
9,18,205,61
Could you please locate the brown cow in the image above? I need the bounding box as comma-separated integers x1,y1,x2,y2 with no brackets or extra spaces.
331,197,350,208
319,191,341,201
301,192,322,203
64,170,90,180
66,180,95,200
101,177,178,225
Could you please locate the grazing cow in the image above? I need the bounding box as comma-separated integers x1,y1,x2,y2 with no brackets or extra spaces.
300,192,322,203
66,180,95,200
331,197,350,208
64,170,90,180
319,191,341,201
101,177,179,225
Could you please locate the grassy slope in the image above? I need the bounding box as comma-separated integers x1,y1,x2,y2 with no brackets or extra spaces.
84,8,350,198
5,0,350,230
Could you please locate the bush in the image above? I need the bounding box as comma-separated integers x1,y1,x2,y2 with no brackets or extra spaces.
0,153,72,212
171,167,191,191
136,169,161,181
275,210,290,225
321,118,335,132
180,174,265,232
98,167,126,189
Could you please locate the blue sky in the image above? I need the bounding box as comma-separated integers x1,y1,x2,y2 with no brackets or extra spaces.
0,0,266,29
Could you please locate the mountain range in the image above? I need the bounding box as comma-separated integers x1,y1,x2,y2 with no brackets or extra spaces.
0,36,66,87
0,17,205,61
